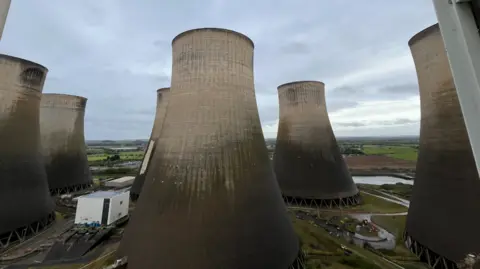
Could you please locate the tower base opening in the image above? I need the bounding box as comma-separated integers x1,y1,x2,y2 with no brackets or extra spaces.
283,193,362,209
0,211,55,252
50,183,92,196
404,231,459,269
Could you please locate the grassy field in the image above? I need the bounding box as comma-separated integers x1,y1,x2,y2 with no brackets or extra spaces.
371,215,407,247
368,215,432,267
363,145,418,161
356,193,407,213
317,192,408,214
88,150,144,162
359,183,413,200
290,212,427,269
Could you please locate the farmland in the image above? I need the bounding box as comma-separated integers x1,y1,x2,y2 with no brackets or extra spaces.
362,145,418,161
87,150,144,162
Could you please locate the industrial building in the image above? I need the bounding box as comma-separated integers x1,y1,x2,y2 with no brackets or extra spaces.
130,87,170,201
40,93,93,195
0,55,55,249
118,28,304,269
75,191,129,226
273,81,360,208
404,24,480,269
105,176,135,189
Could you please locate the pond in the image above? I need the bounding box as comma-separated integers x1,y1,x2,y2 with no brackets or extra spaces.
353,176,413,185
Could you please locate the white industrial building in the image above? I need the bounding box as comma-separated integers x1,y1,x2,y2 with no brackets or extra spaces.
74,190,129,226
104,176,135,188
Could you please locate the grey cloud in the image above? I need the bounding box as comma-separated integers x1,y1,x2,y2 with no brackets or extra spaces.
280,42,312,55
389,118,419,125
258,104,279,124
327,81,419,103
153,39,170,49
327,100,360,113
336,122,368,127
378,83,419,96
335,118,418,128
0,0,436,139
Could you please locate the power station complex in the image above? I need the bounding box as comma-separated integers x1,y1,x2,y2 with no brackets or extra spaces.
130,87,170,201
118,28,304,269
404,24,480,268
0,55,55,248
40,93,92,195
1,2,480,269
274,81,360,208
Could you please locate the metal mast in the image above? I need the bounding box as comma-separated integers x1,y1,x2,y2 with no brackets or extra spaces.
432,0,480,179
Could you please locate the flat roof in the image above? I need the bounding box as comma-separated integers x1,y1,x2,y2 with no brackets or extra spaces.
81,190,122,199
110,176,135,183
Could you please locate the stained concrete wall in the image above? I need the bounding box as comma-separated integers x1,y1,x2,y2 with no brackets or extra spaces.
119,28,301,269
130,87,170,200
274,81,358,200
40,93,92,193
0,54,55,235
405,23,480,264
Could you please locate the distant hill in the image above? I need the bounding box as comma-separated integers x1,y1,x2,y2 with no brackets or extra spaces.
86,136,419,146
337,135,419,141
86,139,149,147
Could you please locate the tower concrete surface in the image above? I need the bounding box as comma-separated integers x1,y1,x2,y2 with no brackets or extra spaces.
130,87,170,201
0,0,11,42
0,54,55,249
40,93,92,195
404,23,480,268
274,81,359,208
118,28,303,269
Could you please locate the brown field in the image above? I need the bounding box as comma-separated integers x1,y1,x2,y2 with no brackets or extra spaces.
345,155,416,170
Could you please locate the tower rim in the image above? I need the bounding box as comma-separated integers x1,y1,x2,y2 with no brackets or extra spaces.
0,54,48,71
408,23,439,47
157,87,170,92
277,80,325,90
41,93,88,102
171,27,254,48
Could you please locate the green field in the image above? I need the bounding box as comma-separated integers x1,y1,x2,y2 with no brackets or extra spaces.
358,183,413,201
290,211,428,269
363,145,418,161
371,215,407,247
87,150,144,162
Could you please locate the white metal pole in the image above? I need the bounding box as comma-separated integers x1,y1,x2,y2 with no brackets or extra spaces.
432,0,480,179
0,0,11,41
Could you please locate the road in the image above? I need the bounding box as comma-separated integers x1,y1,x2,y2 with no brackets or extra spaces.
360,190,410,208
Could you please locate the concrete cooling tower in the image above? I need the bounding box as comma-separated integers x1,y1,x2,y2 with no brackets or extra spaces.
118,28,304,269
0,55,55,249
130,87,170,201
0,0,11,41
40,93,92,195
274,81,360,208
404,24,480,268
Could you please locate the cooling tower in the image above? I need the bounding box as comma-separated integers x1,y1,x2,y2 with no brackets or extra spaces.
0,0,11,42
118,28,304,269
0,55,55,249
130,87,170,201
40,93,92,195
273,81,360,208
404,24,480,268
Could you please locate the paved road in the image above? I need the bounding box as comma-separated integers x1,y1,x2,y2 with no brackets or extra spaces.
348,191,409,250
360,190,410,208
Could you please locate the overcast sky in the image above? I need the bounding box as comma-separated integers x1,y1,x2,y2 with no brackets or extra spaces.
0,0,437,140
